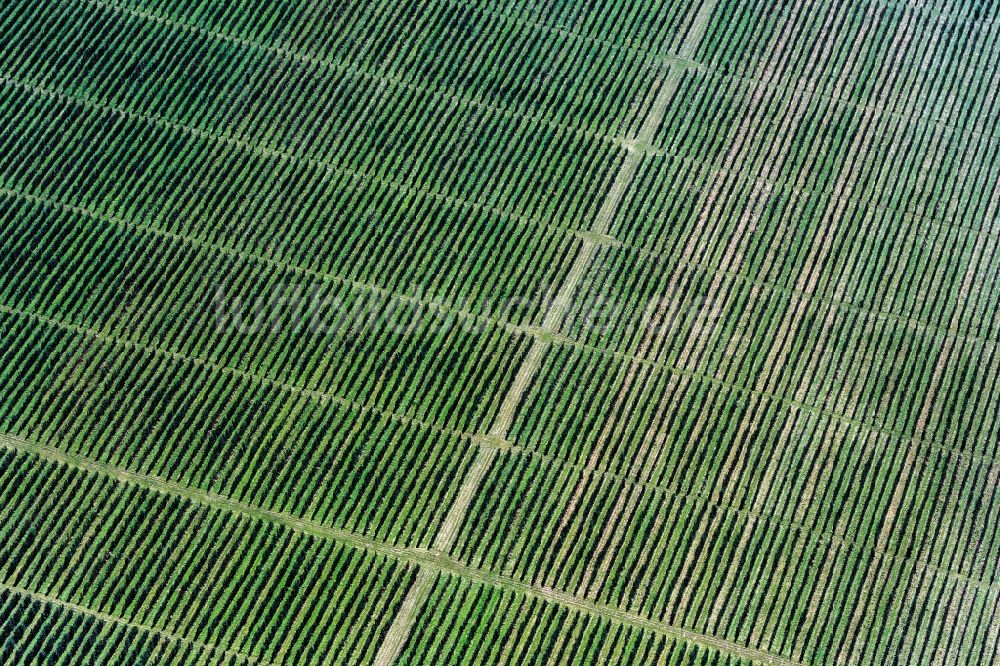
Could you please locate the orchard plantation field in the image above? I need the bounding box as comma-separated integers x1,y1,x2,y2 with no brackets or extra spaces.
0,0,999,664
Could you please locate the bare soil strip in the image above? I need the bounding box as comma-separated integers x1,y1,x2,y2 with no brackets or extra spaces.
372,569,438,666
0,433,802,666
376,111,645,666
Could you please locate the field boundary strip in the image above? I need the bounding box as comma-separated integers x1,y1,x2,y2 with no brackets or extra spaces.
79,0,634,145
81,0,1000,155
540,0,828,600
368,0,740,663
4,134,993,358
5,301,1000,579
0,581,271,666
5,64,995,357
0,432,802,666
6,70,998,280
6,293,995,483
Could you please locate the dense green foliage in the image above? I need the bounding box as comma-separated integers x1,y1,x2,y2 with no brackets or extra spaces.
1,0,998,664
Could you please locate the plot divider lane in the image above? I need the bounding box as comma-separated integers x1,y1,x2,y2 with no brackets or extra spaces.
0,432,803,666
370,1,733,664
